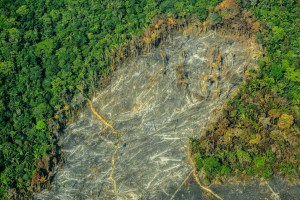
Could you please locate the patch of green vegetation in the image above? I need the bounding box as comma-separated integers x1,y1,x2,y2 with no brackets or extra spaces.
192,0,300,184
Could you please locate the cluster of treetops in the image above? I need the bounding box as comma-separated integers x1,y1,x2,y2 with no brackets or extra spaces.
0,0,298,198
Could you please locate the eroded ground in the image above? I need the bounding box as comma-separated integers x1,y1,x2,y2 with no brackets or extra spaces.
35,32,299,200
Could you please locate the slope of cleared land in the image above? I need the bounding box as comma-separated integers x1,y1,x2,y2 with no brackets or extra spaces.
34,31,300,200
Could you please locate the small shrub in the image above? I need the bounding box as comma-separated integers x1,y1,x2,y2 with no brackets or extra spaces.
220,165,231,176
203,157,221,176
279,163,298,177
261,167,273,179
253,156,266,169
236,150,252,164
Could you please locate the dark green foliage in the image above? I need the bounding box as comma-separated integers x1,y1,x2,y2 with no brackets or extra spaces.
270,64,284,81
202,157,221,177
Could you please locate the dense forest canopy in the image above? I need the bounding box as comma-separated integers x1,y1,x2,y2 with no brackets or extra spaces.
0,0,299,198
191,0,300,185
